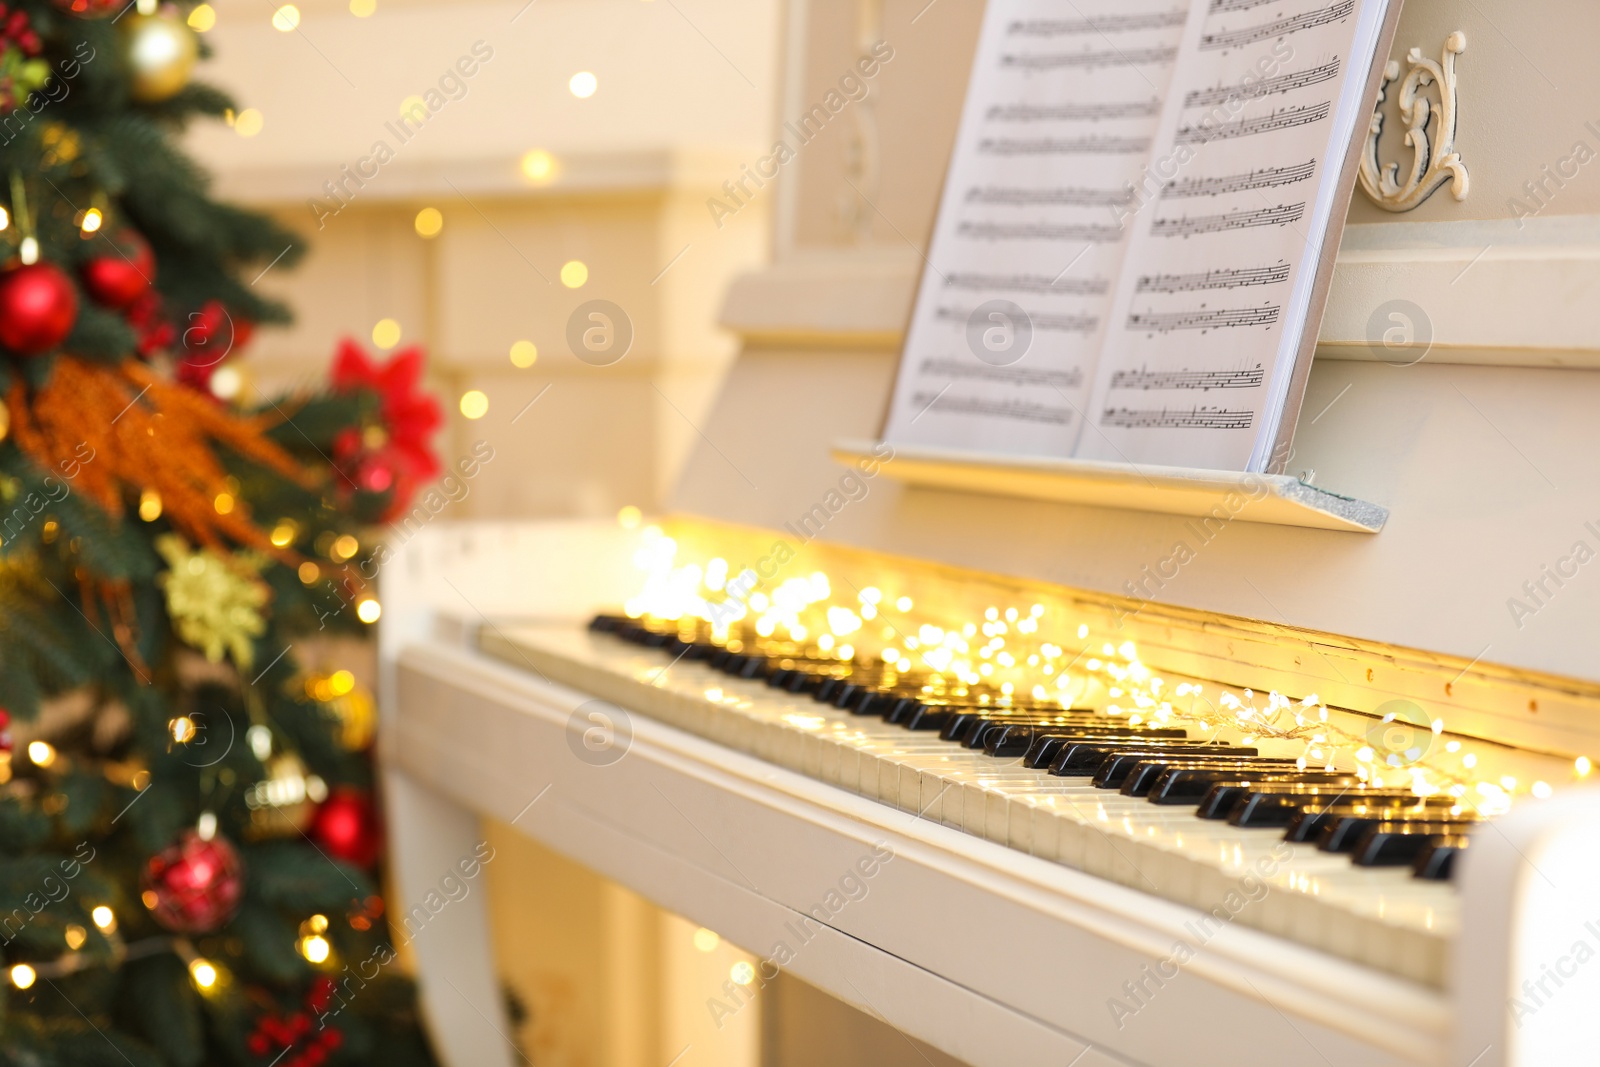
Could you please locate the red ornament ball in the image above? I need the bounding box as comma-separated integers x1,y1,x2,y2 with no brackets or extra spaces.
310,788,381,868
51,0,124,16
82,233,155,309
0,709,11,753
0,262,79,356
142,830,244,934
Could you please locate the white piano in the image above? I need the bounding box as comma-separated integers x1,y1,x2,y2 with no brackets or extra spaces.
377,1,1600,1064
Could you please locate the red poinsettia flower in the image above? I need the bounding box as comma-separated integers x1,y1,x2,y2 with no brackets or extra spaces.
329,339,443,519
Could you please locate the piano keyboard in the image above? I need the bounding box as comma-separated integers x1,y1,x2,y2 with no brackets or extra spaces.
480,615,1468,989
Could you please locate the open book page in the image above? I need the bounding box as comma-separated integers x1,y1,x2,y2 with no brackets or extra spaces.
880,1,1193,455
1075,0,1394,471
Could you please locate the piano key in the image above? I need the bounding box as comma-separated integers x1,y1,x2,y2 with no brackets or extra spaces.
1317,804,1478,853
1350,822,1476,867
1413,834,1469,881
1146,768,1356,807
1049,740,1245,777
1115,757,1302,796
1220,783,1403,826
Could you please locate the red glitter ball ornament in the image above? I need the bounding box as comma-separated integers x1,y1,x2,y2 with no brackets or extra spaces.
141,830,244,934
310,788,381,868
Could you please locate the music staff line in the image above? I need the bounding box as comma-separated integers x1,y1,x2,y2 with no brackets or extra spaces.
1107,365,1266,391
910,392,1075,426
1101,405,1255,430
986,99,1161,122
934,306,1100,334
1151,202,1305,237
917,358,1085,389
1001,46,1179,71
943,273,1110,296
979,136,1152,156
1162,159,1317,199
1136,262,1291,293
1175,101,1330,145
958,221,1125,243
1183,57,1341,108
1127,305,1282,333
1200,0,1354,51
966,185,1133,207
1006,11,1187,37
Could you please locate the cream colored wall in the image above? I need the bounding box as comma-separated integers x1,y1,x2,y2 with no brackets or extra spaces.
194,0,778,515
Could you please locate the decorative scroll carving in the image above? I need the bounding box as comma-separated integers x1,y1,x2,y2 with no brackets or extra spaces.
1359,31,1469,212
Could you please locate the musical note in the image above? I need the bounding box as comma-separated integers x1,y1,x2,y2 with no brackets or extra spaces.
1136,263,1291,292
1151,203,1305,237
1007,11,1187,35
1175,102,1330,144
1101,406,1254,430
918,358,1086,389
911,392,1075,426
959,221,1126,243
1162,160,1317,199
966,186,1132,207
944,273,1111,296
936,306,1099,333
979,136,1152,155
1108,365,1266,391
1183,58,1341,108
1127,306,1281,332
1200,0,1354,51
986,99,1161,122
1001,46,1179,71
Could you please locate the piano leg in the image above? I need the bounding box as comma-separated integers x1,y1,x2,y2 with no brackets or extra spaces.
383,768,519,1067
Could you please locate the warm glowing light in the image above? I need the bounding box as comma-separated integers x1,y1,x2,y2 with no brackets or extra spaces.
138,489,163,522
617,505,643,529
399,95,427,122
214,492,235,515
692,927,720,952
234,109,264,137
328,670,356,696
80,208,103,234
20,236,38,264
64,924,87,950
509,340,538,368
308,914,330,934
210,365,243,400
372,318,402,349
331,534,359,561
414,207,444,238
357,599,382,624
188,3,217,31
569,71,598,98
459,390,489,420
1578,756,1593,777
10,964,36,989
895,596,913,612
1462,753,1477,769
730,961,755,986
350,0,376,15
0,206,8,230
1532,781,1554,799
560,260,589,288
27,741,54,767
171,716,197,743
300,935,331,963
270,522,297,548
520,149,558,185
271,4,300,31
298,561,321,585
92,906,115,931
190,959,218,988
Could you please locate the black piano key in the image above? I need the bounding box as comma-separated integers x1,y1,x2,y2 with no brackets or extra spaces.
710,648,734,669
1351,822,1475,867
1314,800,1468,852
813,677,845,703
982,724,1040,758
904,706,953,731
1115,757,1295,796
884,698,925,725
830,683,866,708
1146,769,1354,807
765,668,796,689
1049,741,1240,778
1413,834,1469,881
681,641,713,661
1020,728,1189,769
1202,778,1365,823
588,613,628,633
734,656,768,680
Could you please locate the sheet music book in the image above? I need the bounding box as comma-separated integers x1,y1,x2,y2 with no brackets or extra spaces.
881,0,1400,473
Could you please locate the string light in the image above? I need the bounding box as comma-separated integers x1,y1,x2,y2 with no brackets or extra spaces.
692,927,720,952
356,599,382,624
189,958,218,989
170,716,197,743
27,741,55,767
79,207,103,234
299,934,330,964
560,260,588,289
91,907,116,932
568,71,598,98
10,964,36,989
187,4,217,31
510,340,538,368
520,149,557,184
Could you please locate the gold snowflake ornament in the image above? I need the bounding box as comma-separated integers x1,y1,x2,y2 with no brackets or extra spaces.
156,534,270,671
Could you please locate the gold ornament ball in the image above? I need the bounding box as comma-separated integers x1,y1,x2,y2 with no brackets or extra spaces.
123,13,199,103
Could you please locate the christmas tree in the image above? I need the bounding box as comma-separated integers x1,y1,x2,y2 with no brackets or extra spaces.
0,3,445,1065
